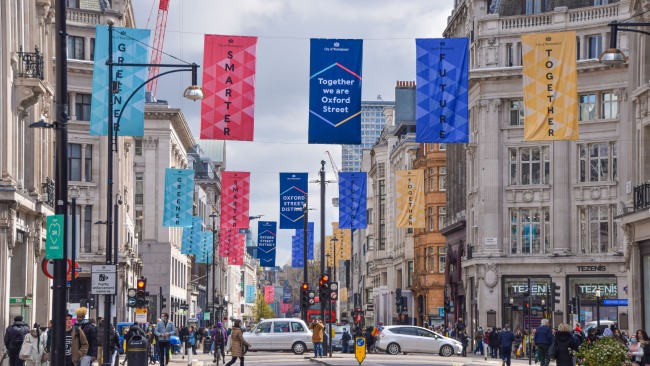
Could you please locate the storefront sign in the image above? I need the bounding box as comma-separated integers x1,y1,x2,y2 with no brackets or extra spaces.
577,265,606,272
578,284,617,295
510,284,549,294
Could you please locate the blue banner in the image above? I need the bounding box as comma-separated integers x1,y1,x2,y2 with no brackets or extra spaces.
181,216,203,255
245,285,256,303
163,169,194,227
90,25,150,136
415,38,469,143
308,39,363,144
196,231,214,264
257,221,277,268
280,173,308,229
291,235,304,268
339,172,368,229
283,287,292,303
294,222,315,260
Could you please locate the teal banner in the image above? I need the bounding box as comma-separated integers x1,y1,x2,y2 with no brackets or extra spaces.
46,215,64,259
163,169,194,227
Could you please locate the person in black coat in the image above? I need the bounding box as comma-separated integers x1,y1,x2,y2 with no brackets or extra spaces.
553,323,578,366
459,331,469,357
489,328,500,358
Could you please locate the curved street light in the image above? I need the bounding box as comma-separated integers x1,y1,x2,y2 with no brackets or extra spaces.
599,21,650,66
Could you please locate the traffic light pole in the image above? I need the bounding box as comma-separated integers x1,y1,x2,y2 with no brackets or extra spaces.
303,195,309,322
527,277,532,366
319,161,326,325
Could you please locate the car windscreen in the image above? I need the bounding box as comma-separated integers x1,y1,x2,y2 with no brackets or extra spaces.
256,322,272,333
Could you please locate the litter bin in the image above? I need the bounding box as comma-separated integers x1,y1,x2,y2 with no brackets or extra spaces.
203,337,212,354
127,335,149,366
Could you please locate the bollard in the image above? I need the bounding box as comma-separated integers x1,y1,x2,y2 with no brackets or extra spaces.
203,337,212,354
127,335,149,366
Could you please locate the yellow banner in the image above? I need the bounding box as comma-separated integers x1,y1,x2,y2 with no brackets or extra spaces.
522,31,577,141
331,222,352,260
396,170,424,228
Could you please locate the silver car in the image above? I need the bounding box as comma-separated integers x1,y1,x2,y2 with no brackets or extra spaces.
243,318,313,355
375,325,462,356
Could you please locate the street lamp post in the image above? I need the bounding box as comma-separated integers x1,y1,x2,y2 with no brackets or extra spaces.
302,196,309,322
595,289,601,335
101,20,203,366
599,21,650,65
210,212,218,326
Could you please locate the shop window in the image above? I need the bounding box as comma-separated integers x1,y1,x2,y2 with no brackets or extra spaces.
509,207,550,255
508,146,550,185
579,205,616,254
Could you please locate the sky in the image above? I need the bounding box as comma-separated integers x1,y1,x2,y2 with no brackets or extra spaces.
132,0,453,266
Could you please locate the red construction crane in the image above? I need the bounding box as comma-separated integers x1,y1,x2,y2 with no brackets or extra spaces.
146,0,170,97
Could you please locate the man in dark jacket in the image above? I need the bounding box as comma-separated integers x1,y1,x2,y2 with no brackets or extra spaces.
533,319,554,366
3,316,30,366
75,307,98,365
341,328,351,353
498,324,515,366
489,328,500,358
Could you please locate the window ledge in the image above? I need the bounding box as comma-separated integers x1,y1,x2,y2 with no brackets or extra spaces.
505,184,551,190
573,181,618,187
578,118,619,124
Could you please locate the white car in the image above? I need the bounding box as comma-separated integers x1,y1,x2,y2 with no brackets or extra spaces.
375,325,462,356
243,318,313,355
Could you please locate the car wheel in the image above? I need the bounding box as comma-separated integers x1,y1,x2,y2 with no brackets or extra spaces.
386,342,401,355
292,341,306,355
439,344,454,357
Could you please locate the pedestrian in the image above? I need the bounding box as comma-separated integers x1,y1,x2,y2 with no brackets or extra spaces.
212,322,228,363
188,326,197,355
489,327,499,358
20,323,47,366
534,318,554,366
224,319,250,366
64,313,89,366
474,327,484,355
341,328,351,353
96,318,106,366
154,312,176,366
74,307,97,366
513,329,523,358
308,319,324,358
43,320,53,364
627,335,643,366
498,324,514,366
365,326,375,353
460,330,469,357
553,323,578,366
456,318,467,339
4,315,30,366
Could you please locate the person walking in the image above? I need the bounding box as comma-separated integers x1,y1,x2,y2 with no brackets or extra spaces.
74,308,97,366
460,330,469,357
64,314,89,366
341,328,351,353
21,323,47,366
553,323,578,366
224,320,250,366
474,327,484,355
309,320,324,358
212,322,228,364
188,326,197,355
489,327,499,358
534,318,554,366
498,324,514,366
154,313,176,366
4,316,30,366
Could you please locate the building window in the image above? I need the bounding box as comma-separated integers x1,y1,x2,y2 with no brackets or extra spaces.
82,206,92,253
576,36,581,60
438,143,446,151
428,143,435,152
587,34,602,59
135,210,143,240
508,146,550,185
135,172,144,204
438,206,446,231
407,261,414,287
524,0,544,14
509,100,524,126
428,207,435,232
68,144,82,181
84,145,92,182
428,247,435,273
429,168,435,192
579,93,596,121
74,93,92,121
438,167,446,191
438,255,446,273
578,142,617,182
600,92,618,119
67,36,85,60
379,180,386,250
506,43,521,67
509,207,551,255
66,0,80,8
90,38,95,61
135,138,143,155
579,205,615,254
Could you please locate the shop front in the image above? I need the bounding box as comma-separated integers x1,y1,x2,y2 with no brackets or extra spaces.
502,276,552,332
568,275,620,328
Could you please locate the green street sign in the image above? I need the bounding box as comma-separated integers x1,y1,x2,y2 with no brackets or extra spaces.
204,312,210,321
46,215,64,259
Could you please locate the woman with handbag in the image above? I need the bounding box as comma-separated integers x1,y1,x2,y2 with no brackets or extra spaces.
20,323,48,366
225,320,250,366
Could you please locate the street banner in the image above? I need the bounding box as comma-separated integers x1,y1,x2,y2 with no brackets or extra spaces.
219,226,239,257
195,232,214,264
308,39,363,144
264,285,275,305
396,170,425,228
201,35,257,141
45,215,64,260
281,303,292,314
181,216,203,255
283,287,292,304
415,38,469,143
279,173,308,229
245,285,256,303
294,222,315,260
220,171,251,229
225,232,245,266
339,172,367,229
294,303,300,314
522,31,578,141
257,221,277,267
331,222,352,260
291,235,304,268
90,25,150,136
163,169,194,227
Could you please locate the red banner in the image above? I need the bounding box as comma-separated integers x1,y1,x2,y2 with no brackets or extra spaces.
219,226,239,257
201,35,257,141
281,303,291,314
264,286,275,305
220,172,250,229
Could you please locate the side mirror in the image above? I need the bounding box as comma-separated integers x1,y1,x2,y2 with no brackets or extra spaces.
254,329,261,334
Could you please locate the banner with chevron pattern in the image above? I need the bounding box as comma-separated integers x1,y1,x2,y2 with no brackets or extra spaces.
339,172,367,229
163,169,194,227
257,221,277,267
279,173,308,229
220,171,251,229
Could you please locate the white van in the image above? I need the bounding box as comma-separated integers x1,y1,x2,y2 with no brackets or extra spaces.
243,318,313,354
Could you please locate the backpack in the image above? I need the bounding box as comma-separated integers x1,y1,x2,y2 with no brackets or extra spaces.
213,328,225,345
11,325,29,350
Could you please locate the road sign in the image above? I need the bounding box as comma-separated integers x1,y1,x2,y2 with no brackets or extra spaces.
602,299,628,306
91,265,117,295
128,297,137,307
46,215,64,259
355,337,366,364
42,259,80,280
135,308,148,323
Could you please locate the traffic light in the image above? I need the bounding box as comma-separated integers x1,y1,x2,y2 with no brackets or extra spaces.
136,277,147,307
89,297,95,309
127,288,137,308
552,282,561,310
319,274,330,301
308,290,316,305
522,277,531,297
524,302,530,316
330,282,339,301
443,297,450,312
301,283,310,309
569,297,577,314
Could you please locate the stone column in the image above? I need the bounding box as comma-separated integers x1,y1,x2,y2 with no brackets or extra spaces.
552,141,570,255
143,137,158,242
